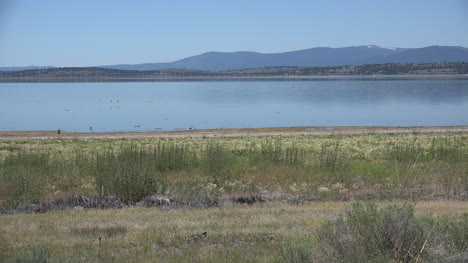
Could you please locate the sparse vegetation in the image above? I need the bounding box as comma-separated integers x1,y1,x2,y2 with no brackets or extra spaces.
0,133,466,208
0,133,466,262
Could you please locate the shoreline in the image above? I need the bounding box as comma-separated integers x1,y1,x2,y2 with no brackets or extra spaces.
1,126,467,140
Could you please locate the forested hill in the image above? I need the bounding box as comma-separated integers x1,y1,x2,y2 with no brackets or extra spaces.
0,62,467,80
0,67,214,78
222,62,468,76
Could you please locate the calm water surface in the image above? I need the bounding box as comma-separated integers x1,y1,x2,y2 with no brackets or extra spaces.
1,80,467,132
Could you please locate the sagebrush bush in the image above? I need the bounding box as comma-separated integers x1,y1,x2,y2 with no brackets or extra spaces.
317,202,468,263
281,237,314,263
426,213,468,257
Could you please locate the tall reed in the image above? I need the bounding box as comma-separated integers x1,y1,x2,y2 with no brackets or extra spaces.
94,144,164,202
0,151,50,207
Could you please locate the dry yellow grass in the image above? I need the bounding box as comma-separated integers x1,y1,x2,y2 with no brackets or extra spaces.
0,201,466,262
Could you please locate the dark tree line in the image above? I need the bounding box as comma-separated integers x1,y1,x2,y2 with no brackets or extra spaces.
1,62,467,79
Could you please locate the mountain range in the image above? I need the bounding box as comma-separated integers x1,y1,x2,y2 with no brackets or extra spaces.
0,66,55,72
2,45,468,72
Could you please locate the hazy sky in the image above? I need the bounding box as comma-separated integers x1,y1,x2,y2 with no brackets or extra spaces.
1,0,467,67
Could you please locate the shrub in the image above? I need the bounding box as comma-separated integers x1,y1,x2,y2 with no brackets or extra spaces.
316,202,468,262
428,213,468,256
281,237,313,263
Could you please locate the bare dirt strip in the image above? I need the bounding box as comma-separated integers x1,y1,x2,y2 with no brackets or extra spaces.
0,126,467,140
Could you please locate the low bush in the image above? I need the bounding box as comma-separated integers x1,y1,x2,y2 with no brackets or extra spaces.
281,237,314,263
317,202,468,262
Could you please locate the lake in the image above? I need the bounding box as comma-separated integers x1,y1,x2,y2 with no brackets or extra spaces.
1,79,467,132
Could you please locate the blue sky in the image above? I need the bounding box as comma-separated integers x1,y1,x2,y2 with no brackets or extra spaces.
0,0,467,67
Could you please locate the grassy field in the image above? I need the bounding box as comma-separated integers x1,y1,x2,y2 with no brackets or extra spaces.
0,132,467,205
0,201,467,262
0,132,467,262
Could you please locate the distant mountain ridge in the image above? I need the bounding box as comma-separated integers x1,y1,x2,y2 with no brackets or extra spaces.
0,66,55,72
100,45,468,71
2,45,468,72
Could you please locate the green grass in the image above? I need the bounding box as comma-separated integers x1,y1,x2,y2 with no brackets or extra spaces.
94,144,168,202
0,133,466,207
0,151,50,207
